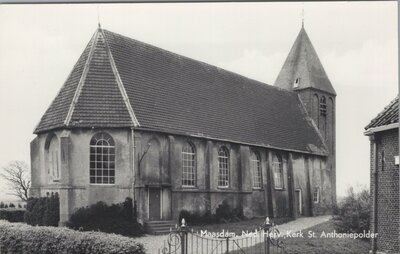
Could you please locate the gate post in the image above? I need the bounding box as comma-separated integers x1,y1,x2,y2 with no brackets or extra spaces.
264,217,271,254
226,237,229,253
180,218,188,254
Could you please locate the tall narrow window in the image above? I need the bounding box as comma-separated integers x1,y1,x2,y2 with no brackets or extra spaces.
182,142,196,187
251,152,262,189
273,154,283,189
313,187,320,203
218,147,229,188
90,132,115,184
45,133,60,182
320,96,327,116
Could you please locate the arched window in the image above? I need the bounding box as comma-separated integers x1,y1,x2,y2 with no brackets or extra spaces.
251,151,262,189
90,132,115,184
272,154,283,189
182,142,196,187
320,96,327,116
218,147,229,188
312,94,319,125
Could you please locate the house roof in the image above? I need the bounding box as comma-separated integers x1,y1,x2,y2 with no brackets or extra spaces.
274,27,336,96
34,27,328,155
365,96,399,130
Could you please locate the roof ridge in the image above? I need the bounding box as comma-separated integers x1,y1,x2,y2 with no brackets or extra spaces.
101,28,140,127
64,29,99,126
102,28,296,96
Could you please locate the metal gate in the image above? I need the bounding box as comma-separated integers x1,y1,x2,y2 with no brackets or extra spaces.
158,217,286,254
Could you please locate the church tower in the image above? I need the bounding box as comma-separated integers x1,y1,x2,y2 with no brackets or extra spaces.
274,26,337,205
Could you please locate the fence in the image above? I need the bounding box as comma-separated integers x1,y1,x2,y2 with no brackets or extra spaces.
159,217,286,254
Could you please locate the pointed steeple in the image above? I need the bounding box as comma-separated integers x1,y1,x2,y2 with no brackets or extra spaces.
274,27,336,96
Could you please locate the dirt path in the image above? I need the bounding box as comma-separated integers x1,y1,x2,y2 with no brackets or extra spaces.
136,215,331,253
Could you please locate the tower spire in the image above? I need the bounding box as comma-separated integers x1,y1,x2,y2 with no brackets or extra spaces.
301,4,305,28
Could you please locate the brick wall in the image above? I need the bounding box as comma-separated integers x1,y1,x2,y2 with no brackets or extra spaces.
370,128,399,253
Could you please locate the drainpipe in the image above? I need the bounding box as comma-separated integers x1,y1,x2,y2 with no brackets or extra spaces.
131,128,136,219
371,135,378,253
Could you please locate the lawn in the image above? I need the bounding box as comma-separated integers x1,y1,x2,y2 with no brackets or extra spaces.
230,220,370,254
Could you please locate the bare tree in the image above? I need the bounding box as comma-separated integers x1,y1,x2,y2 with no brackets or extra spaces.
1,161,31,201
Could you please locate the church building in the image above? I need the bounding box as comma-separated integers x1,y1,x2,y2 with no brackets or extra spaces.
30,24,336,227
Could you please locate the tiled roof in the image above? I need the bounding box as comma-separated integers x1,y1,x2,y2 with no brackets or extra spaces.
365,96,399,130
34,28,327,155
274,27,336,96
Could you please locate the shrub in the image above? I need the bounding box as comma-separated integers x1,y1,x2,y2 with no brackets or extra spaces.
215,200,243,223
0,208,25,222
0,220,145,254
24,193,60,226
67,197,143,237
333,186,370,235
9,203,15,208
178,200,244,226
178,210,215,226
0,202,4,208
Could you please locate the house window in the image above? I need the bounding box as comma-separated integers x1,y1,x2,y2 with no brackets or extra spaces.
251,152,262,189
273,154,283,189
218,147,229,188
90,132,115,184
320,96,327,116
182,142,196,187
313,187,320,203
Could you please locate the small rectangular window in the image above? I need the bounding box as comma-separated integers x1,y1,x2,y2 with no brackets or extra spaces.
313,187,320,203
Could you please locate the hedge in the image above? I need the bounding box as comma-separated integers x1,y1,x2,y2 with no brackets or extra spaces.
0,220,145,254
0,208,25,222
24,193,59,226
67,198,144,237
178,200,244,226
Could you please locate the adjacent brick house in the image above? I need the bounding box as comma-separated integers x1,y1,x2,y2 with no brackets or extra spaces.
365,96,399,254
30,25,337,226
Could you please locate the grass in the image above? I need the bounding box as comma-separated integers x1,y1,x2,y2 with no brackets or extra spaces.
190,217,294,235
229,220,370,254
283,220,370,254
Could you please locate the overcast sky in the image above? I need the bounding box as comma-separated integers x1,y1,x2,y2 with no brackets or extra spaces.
0,2,397,201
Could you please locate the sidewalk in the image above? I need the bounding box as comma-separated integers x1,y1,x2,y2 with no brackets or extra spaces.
136,215,332,253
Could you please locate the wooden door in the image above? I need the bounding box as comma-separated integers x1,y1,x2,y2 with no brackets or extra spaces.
295,189,302,216
149,187,161,220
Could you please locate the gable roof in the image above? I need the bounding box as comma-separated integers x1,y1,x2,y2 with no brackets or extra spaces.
365,96,399,130
34,27,327,156
274,27,336,96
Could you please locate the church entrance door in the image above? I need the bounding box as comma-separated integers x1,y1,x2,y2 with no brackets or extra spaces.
295,189,302,216
148,187,161,220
